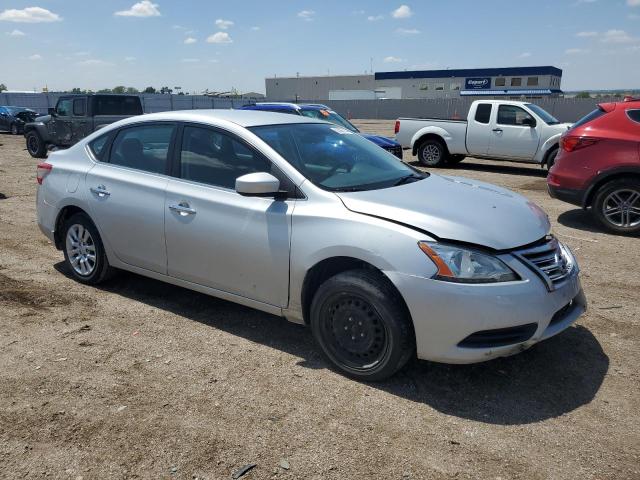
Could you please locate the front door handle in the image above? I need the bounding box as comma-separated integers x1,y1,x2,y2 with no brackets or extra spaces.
492,128,503,133
169,202,197,216
90,185,110,197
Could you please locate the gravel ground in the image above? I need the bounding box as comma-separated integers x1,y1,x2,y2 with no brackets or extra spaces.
0,121,639,480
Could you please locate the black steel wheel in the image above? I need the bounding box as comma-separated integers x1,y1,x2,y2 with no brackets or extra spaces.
310,269,415,381
26,131,47,158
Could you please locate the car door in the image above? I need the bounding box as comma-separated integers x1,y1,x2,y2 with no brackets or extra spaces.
465,103,493,156
487,104,540,160
52,98,74,145
164,124,294,307
70,97,91,144
85,122,177,274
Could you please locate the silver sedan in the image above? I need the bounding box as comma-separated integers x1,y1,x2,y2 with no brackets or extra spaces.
36,110,586,381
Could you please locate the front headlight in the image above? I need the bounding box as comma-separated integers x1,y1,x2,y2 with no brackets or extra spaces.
418,242,519,283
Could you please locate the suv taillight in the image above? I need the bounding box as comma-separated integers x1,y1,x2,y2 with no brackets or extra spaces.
394,120,400,135
560,136,599,153
36,162,52,185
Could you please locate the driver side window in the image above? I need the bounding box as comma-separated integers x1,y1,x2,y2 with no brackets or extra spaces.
56,99,73,117
497,105,534,126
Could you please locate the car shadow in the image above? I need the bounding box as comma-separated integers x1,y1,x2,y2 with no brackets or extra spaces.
53,262,608,426
408,160,548,178
557,209,603,234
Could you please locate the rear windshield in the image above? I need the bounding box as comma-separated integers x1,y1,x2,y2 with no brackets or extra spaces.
570,108,606,130
94,96,143,116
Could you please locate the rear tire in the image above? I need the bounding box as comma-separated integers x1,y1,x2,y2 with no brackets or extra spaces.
310,269,415,381
26,131,47,158
592,179,640,235
10,123,19,135
417,139,448,167
62,213,115,284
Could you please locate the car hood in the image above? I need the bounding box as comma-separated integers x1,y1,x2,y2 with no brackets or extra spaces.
336,174,550,250
361,134,400,147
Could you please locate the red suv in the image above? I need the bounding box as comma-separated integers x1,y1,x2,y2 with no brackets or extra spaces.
548,98,640,234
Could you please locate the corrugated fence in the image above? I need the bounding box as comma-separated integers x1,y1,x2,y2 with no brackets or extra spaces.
0,92,618,123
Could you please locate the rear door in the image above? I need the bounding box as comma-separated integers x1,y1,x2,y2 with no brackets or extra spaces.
487,104,540,160
164,124,293,306
465,103,493,155
85,122,176,273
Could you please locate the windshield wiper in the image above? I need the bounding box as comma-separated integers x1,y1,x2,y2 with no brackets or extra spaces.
393,173,423,186
331,186,365,192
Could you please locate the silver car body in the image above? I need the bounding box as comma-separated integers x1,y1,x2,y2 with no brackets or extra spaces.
37,110,586,364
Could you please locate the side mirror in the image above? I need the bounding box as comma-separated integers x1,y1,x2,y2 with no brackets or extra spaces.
522,117,536,127
48,107,57,116
235,172,281,197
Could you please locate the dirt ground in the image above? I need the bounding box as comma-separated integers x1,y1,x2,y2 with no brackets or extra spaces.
0,121,638,480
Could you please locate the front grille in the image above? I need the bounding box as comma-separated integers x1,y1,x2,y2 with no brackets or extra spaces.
514,237,573,291
384,145,403,159
458,323,538,349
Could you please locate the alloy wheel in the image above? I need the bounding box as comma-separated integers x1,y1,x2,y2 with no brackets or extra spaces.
602,188,640,228
421,144,442,165
65,224,97,276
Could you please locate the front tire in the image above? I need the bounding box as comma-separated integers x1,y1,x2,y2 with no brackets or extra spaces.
417,139,448,167
310,269,415,381
26,131,47,158
592,179,640,235
62,213,115,284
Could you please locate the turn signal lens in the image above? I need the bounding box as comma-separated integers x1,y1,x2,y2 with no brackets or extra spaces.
418,242,455,277
36,162,52,185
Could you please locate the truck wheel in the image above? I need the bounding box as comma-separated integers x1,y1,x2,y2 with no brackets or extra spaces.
592,179,640,235
310,269,415,381
546,146,559,170
10,123,19,135
26,131,47,158
417,139,447,167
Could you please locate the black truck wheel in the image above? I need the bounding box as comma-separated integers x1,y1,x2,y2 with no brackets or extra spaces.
26,131,47,158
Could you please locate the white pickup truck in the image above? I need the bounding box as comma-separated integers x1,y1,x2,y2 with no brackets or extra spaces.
394,100,572,168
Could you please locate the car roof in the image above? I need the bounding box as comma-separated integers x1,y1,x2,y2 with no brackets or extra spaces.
116,109,324,128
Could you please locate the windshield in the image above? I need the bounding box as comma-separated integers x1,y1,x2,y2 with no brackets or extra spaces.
299,108,359,132
250,123,424,192
525,103,560,125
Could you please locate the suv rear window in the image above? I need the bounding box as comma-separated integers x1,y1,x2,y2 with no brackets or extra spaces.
571,108,606,130
94,96,143,116
626,109,640,124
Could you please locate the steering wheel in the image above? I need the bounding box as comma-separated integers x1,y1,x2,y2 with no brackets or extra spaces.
323,161,352,180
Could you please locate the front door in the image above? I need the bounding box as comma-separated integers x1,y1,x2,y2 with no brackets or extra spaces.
85,122,176,273
52,98,74,145
165,125,293,307
488,104,540,160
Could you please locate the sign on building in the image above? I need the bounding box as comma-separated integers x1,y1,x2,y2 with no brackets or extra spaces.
465,78,491,90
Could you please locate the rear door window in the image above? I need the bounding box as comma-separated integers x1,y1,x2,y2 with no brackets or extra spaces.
626,109,640,124
109,124,175,174
95,96,143,115
474,104,492,124
73,98,86,116
570,108,606,130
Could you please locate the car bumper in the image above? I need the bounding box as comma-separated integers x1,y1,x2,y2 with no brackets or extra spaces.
547,183,585,207
386,260,586,364
36,187,57,243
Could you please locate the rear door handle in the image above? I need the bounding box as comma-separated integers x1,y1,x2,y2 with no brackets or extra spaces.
169,202,197,216
492,128,503,133
90,185,110,197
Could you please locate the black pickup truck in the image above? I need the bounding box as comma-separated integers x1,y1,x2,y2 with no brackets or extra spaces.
24,94,143,158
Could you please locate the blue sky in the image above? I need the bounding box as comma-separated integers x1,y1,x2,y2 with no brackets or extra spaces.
1,0,639,93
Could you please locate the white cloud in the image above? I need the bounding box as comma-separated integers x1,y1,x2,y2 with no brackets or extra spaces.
0,7,61,23
115,1,160,17
74,51,90,57
601,29,636,43
28,54,42,60
297,10,315,21
77,59,114,67
565,48,589,54
396,27,420,34
215,19,234,29
184,37,197,44
573,0,596,4
628,0,640,6
206,31,232,44
576,31,598,37
6,29,25,36
250,26,260,31
392,5,412,19
124,56,136,62
181,58,200,63
367,15,384,21
518,52,532,58
383,56,405,63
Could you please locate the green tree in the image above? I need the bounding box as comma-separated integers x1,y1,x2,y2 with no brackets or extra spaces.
143,86,156,94
126,87,139,94
71,87,83,94
0,83,7,92
112,85,126,94
575,91,591,99
97,88,112,93
159,86,173,94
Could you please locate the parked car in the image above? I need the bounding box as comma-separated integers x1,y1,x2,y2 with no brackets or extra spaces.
36,110,585,381
394,100,572,168
24,94,143,158
240,102,403,158
548,98,640,234
0,106,40,135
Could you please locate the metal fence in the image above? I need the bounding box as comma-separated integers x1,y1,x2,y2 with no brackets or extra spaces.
0,92,619,123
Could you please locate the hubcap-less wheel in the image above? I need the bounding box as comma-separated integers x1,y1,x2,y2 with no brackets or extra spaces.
320,294,389,371
65,224,97,276
420,143,442,166
602,189,640,229
27,135,40,155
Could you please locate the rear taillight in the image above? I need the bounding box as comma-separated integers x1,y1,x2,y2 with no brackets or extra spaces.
36,162,52,185
560,136,598,153
394,120,400,135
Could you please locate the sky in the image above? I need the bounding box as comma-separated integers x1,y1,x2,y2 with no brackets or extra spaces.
1,0,639,93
